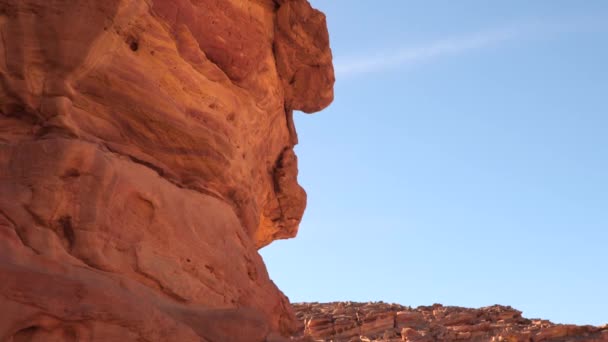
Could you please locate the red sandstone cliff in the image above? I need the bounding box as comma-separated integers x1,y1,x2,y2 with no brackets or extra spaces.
0,0,333,340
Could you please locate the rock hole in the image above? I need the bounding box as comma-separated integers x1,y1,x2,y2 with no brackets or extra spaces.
58,215,75,249
62,168,80,178
245,261,257,281
129,40,139,52
13,326,40,342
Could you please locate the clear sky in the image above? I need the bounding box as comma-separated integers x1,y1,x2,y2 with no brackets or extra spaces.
261,1,608,326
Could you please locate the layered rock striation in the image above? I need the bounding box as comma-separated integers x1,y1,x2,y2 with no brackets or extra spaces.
0,0,333,341
293,302,608,342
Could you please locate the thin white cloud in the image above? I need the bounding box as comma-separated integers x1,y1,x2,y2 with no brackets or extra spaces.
334,14,608,77
335,26,520,77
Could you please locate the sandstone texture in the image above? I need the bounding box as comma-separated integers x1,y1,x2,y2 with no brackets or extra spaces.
293,302,608,342
0,0,333,341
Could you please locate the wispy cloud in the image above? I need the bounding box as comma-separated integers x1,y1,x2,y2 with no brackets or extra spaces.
334,14,608,77
335,26,520,77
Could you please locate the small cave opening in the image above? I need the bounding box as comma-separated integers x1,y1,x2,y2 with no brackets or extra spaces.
129,40,139,52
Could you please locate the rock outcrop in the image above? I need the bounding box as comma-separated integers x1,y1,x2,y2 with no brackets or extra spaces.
293,302,608,342
0,0,333,341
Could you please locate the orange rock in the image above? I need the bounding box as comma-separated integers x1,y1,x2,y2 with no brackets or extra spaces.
274,0,335,113
0,0,334,340
401,328,421,341
360,312,396,338
396,311,426,330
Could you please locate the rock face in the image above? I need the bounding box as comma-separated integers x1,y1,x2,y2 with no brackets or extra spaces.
0,0,333,340
293,302,608,342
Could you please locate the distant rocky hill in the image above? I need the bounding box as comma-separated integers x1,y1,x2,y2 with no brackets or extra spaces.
292,302,608,341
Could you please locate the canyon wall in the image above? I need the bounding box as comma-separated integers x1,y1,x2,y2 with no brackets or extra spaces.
0,0,333,341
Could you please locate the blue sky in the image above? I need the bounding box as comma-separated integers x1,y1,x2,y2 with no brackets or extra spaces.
261,1,608,325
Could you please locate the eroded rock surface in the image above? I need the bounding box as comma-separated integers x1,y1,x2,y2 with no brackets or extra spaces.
293,302,608,342
0,0,333,340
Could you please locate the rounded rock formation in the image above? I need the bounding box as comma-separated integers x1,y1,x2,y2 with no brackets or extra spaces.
0,0,334,340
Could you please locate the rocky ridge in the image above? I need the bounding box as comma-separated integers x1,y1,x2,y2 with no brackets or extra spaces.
293,302,608,342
